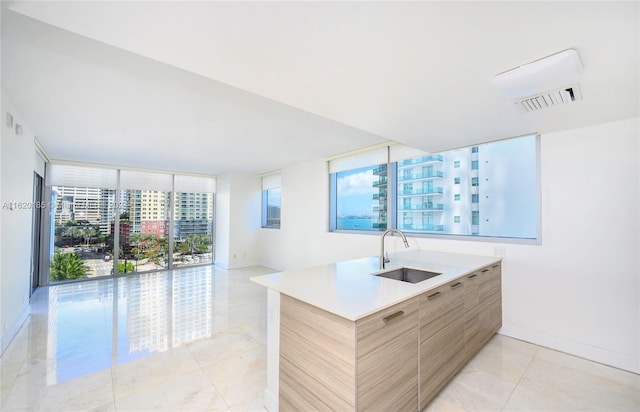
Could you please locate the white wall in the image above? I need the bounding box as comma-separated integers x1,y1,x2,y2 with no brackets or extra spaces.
1,93,36,352
257,117,640,373
215,173,261,269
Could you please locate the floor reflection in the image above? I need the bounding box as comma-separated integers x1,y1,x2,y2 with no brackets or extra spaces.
39,266,227,383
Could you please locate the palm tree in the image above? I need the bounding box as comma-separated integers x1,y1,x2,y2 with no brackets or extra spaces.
186,234,197,254
129,233,143,271
50,253,90,281
83,227,98,246
62,227,83,247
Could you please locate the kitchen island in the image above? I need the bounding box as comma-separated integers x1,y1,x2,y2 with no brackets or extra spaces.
251,249,502,411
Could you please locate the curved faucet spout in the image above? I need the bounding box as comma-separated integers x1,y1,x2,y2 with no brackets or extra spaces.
380,229,410,270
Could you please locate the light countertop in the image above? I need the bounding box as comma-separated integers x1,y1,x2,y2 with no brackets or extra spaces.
251,249,501,321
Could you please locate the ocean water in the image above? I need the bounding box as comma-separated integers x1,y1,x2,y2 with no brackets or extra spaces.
337,218,374,230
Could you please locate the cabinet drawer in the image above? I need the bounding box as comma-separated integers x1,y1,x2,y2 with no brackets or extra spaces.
420,279,465,342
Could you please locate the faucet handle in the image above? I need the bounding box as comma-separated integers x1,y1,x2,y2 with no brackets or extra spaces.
383,251,390,264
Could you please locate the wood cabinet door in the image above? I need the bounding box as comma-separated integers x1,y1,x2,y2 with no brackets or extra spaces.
478,263,502,345
463,269,483,361
419,279,465,410
356,298,419,412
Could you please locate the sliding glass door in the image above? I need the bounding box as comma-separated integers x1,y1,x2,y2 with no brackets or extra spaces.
45,164,216,284
173,175,215,268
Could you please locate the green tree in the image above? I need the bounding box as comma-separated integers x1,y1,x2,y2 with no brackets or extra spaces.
129,233,142,258
176,241,190,255
50,253,90,281
117,261,135,274
62,227,83,246
83,227,98,246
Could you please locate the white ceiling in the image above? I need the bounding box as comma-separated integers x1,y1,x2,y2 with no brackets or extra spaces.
2,1,638,175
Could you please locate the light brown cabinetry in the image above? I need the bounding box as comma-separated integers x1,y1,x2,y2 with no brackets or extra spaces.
419,278,466,410
420,262,502,409
279,262,501,412
280,294,419,411
357,298,419,411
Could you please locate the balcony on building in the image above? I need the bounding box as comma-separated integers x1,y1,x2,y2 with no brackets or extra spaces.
372,164,388,175
398,203,444,211
397,187,444,196
397,154,444,168
397,170,444,183
372,177,388,187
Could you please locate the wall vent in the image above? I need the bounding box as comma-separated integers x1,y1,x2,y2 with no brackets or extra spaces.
513,84,582,112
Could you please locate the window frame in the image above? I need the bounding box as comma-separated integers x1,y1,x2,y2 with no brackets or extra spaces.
328,135,541,245
261,187,281,229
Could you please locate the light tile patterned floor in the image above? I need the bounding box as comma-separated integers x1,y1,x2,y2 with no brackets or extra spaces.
1,265,638,411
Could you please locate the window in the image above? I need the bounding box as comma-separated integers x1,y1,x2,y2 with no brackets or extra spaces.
174,175,216,267
262,173,281,229
262,188,281,229
328,145,390,231
328,135,539,241
47,165,216,283
332,164,387,231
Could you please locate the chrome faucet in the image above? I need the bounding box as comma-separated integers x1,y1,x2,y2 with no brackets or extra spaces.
380,229,410,269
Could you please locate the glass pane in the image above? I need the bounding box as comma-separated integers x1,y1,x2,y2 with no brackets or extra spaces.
173,192,214,267
396,135,537,239
264,188,281,228
50,186,115,282
336,164,386,231
120,190,171,274
397,155,444,232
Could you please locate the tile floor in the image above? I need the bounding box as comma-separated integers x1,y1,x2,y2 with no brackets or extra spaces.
1,265,638,411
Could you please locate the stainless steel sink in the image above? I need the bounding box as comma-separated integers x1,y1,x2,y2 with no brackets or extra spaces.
374,267,442,284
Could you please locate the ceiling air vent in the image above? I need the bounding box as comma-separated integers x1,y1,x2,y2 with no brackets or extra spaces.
492,49,583,113
513,84,582,112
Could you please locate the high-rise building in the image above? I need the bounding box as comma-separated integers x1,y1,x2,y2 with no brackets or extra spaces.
53,186,102,225
372,164,388,230
99,189,129,234
173,192,214,240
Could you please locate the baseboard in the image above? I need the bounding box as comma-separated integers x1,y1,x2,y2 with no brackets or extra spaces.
499,324,640,374
215,261,260,270
1,305,30,355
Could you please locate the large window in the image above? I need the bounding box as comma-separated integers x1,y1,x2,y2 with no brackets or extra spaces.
47,165,216,282
173,175,215,267
261,173,281,229
329,135,539,241
331,164,388,231
49,166,119,281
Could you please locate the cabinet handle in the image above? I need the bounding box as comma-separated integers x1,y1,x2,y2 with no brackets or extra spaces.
450,282,463,290
427,291,441,300
482,269,489,273
468,274,477,279
492,264,499,269
383,310,405,324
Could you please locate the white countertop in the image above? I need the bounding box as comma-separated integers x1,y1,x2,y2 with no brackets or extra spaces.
251,249,501,321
